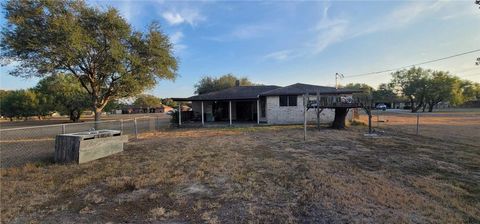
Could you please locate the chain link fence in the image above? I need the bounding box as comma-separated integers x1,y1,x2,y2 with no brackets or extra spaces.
356,109,480,146
0,115,170,168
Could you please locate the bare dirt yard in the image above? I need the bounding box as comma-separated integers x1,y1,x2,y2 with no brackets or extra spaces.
1,125,479,223
358,109,480,147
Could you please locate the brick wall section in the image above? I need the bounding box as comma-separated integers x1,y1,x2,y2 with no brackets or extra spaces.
265,95,352,124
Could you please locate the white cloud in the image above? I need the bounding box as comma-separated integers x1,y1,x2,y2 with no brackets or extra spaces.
312,4,349,54
263,50,293,61
170,31,184,44
174,44,187,53
207,23,274,42
168,31,187,53
161,9,205,26
355,1,450,37
277,1,463,58
231,24,272,39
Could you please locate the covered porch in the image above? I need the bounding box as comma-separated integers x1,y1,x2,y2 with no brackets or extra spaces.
173,99,267,126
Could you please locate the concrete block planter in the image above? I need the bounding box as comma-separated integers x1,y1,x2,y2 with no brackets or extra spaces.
55,130,128,164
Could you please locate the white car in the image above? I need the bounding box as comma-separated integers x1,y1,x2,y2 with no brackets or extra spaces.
376,104,387,111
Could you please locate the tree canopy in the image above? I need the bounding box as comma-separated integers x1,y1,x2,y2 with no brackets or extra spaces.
389,67,479,112
34,74,90,122
1,0,178,121
133,94,162,108
194,74,255,95
0,89,40,120
390,67,430,112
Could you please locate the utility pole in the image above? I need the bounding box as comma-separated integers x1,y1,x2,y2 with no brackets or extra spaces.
335,73,344,89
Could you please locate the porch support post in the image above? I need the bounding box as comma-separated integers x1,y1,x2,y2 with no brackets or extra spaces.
229,100,232,126
201,101,204,126
304,94,307,141
316,91,320,130
178,104,181,126
257,99,260,124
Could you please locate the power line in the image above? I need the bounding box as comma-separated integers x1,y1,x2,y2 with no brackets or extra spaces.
343,49,480,78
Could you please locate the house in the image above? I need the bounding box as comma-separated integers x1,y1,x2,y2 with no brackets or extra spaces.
118,105,174,114
173,83,361,125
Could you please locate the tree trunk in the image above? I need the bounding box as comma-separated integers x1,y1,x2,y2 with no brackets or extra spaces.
69,110,74,122
69,110,81,122
94,108,102,121
428,102,435,112
411,102,423,113
331,108,349,129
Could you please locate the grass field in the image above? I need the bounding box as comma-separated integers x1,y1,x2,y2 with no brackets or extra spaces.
1,125,478,223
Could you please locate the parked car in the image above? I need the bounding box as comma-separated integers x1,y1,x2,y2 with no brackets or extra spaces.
376,104,387,111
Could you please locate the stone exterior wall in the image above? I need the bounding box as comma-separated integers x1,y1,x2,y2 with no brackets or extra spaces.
265,95,352,124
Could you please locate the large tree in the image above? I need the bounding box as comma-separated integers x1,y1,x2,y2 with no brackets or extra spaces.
390,67,430,112
194,74,254,95
450,80,480,105
0,89,39,120
1,0,178,121
423,71,457,112
35,74,90,122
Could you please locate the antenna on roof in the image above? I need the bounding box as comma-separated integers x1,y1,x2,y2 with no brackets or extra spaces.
335,73,344,89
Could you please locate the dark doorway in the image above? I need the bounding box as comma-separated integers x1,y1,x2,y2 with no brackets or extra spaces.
236,101,255,121
213,102,229,121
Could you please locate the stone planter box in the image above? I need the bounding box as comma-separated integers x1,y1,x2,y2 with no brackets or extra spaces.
55,130,128,164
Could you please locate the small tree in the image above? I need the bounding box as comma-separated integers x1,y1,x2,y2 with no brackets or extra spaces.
194,74,254,94
1,0,178,121
35,74,90,122
161,98,178,108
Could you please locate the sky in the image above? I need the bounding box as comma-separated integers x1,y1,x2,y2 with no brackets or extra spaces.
1,0,479,98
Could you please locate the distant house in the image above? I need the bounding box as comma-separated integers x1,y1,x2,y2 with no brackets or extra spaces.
173,83,360,125
118,105,174,114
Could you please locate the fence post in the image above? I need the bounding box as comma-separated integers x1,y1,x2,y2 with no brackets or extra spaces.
376,109,380,128
134,118,138,139
416,112,419,135
120,119,124,133
62,124,66,134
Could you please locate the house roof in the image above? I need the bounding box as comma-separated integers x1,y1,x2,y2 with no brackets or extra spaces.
260,83,362,96
172,83,362,101
174,85,280,101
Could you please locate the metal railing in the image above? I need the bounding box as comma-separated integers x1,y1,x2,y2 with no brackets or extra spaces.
0,115,169,168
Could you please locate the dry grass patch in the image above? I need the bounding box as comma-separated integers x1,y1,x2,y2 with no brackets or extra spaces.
1,126,479,223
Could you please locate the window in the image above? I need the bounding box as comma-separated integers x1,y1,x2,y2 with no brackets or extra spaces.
279,95,297,107
288,95,297,106
279,96,288,106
